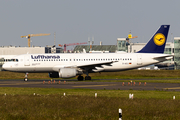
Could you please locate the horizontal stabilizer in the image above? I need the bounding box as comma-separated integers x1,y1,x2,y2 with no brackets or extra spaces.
153,55,173,60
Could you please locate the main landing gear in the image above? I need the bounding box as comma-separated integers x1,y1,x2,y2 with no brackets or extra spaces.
85,76,91,80
77,75,84,81
24,72,28,82
77,75,91,81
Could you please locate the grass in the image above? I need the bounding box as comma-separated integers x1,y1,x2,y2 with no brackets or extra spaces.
0,71,49,79
1,70,180,119
0,88,180,120
0,87,180,99
1,95,180,120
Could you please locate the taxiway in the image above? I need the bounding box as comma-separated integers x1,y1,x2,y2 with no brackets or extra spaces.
0,79,180,91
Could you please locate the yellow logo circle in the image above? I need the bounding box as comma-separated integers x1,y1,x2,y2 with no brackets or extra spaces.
154,33,166,46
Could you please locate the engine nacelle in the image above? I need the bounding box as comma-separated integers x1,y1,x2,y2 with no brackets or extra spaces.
59,68,77,78
49,68,77,78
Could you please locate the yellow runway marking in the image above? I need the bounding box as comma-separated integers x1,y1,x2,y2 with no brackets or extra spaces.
73,84,116,87
165,87,180,90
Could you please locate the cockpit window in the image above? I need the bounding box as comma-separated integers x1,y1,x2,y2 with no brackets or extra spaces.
8,59,19,62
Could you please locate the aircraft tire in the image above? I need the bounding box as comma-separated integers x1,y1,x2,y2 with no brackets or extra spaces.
24,78,28,82
85,76,91,80
77,75,84,81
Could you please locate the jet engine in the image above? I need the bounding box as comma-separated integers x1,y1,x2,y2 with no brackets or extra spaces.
49,68,77,78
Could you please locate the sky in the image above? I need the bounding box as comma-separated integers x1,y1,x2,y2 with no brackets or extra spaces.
0,0,180,49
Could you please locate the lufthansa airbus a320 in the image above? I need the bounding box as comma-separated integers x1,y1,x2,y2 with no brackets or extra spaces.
2,25,173,81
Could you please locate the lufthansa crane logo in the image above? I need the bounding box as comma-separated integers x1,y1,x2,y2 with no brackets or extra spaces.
153,33,166,46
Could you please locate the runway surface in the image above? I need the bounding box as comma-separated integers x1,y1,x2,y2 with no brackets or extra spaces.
0,79,180,91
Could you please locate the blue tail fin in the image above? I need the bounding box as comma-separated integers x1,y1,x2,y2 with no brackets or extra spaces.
137,25,170,53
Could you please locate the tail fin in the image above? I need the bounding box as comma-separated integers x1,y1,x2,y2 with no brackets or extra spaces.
137,25,170,53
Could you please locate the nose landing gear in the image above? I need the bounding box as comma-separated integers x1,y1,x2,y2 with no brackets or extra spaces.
24,72,28,82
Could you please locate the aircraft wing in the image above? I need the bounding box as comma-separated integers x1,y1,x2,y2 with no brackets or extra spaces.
77,61,117,72
52,61,116,72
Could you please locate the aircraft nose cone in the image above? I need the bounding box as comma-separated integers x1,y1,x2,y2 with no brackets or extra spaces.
2,63,11,71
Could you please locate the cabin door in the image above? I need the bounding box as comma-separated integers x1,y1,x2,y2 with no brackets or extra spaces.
24,55,30,66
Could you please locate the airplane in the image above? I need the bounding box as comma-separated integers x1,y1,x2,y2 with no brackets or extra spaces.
2,25,173,81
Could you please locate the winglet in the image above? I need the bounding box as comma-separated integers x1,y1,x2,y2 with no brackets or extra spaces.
137,25,170,53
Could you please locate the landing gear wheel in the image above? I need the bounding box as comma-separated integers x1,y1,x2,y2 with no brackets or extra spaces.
77,75,84,81
24,72,28,82
24,78,28,82
85,76,91,80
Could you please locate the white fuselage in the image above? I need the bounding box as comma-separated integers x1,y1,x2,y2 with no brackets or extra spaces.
2,53,172,73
